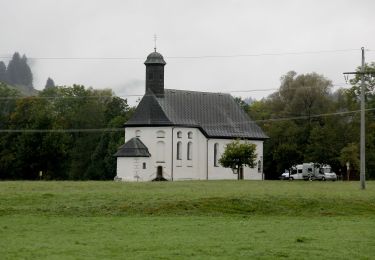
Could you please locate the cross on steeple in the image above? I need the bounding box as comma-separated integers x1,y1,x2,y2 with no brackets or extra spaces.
154,34,157,52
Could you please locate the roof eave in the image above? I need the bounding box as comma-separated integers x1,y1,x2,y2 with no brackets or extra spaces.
124,124,269,140
114,154,151,158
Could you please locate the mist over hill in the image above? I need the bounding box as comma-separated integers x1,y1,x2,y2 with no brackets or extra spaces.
0,52,38,96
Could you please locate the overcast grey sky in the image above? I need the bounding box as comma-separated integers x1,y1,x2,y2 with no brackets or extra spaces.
1,0,375,103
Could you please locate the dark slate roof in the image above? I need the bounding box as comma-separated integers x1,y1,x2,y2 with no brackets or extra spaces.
144,51,166,65
125,89,268,140
114,137,151,157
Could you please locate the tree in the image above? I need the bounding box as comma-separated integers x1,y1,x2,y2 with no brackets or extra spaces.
0,84,134,180
348,62,375,95
219,140,257,180
0,83,21,179
234,96,250,112
0,61,6,83
264,120,302,178
45,77,55,89
339,143,359,180
6,52,33,88
246,71,338,179
347,62,375,179
279,71,332,122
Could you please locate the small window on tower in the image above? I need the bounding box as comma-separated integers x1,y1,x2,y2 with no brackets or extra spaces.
143,163,146,169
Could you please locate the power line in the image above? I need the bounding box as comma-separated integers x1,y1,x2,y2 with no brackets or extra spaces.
1,108,374,133
0,128,123,133
0,48,362,61
228,83,349,93
167,49,361,59
254,108,375,123
0,83,352,100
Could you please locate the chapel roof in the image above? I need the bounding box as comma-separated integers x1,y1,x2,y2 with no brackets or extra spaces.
125,89,268,140
114,137,151,157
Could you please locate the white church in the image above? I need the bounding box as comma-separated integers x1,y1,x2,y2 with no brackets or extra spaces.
114,50,268,181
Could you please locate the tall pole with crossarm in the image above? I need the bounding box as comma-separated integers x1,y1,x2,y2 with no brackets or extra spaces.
360,47,366,190
344,47,368,190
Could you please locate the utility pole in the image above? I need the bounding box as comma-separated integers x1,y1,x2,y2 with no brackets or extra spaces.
343,47,375,190
360,47,365,190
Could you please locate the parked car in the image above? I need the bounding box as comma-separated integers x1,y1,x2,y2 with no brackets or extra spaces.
317,165,337,181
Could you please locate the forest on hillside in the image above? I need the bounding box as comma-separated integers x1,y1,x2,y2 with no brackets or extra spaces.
0,53,374,180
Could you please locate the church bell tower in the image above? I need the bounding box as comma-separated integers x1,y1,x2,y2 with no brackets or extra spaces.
144,50,166,96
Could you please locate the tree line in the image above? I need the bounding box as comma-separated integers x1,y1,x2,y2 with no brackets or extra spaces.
0,51,374,180
245,63,375,180
0,83,133,180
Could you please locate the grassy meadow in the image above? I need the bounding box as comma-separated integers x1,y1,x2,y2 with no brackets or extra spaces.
1,181,375,259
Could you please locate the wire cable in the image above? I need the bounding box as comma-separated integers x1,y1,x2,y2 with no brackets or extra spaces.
0,48,362,61
0,83,352,100
1,108,374,133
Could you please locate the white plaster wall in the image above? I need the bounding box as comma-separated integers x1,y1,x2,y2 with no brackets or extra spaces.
207,139,264,180
117,157,151,181
172,127,207,180
124,127,173,181
118,126,264,181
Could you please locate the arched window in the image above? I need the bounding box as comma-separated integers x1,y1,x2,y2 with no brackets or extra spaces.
214,143,219,167
156,130,165,138
258,160,262,173
188,131,193,139
135,130,141,137
143,162,146,169
157,141,165,162
177,141,182,160
187,142,193,160
177,131,182,138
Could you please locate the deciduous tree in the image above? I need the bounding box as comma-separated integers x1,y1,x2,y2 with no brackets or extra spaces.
219,140,257,180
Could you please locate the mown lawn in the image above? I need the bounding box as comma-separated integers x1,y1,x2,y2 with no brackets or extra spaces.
1,181,375,259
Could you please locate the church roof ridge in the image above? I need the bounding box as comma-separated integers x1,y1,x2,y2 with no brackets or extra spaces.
164,88,230,96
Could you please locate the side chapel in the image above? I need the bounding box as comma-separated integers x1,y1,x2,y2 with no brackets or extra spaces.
114,50,268,181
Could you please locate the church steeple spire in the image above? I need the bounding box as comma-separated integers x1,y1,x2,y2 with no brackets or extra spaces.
144,49,166,97
153,34,157,52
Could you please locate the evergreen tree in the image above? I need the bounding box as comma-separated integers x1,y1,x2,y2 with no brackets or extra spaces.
6,52,33,88
0,61,6,83
45,77,55,89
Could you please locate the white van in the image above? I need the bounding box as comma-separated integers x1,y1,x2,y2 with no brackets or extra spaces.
280,165,303,180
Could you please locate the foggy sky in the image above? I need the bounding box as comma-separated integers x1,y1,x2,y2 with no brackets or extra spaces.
1,0,375,104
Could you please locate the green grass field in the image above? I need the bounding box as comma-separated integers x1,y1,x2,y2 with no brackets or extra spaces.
1,181,375,259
